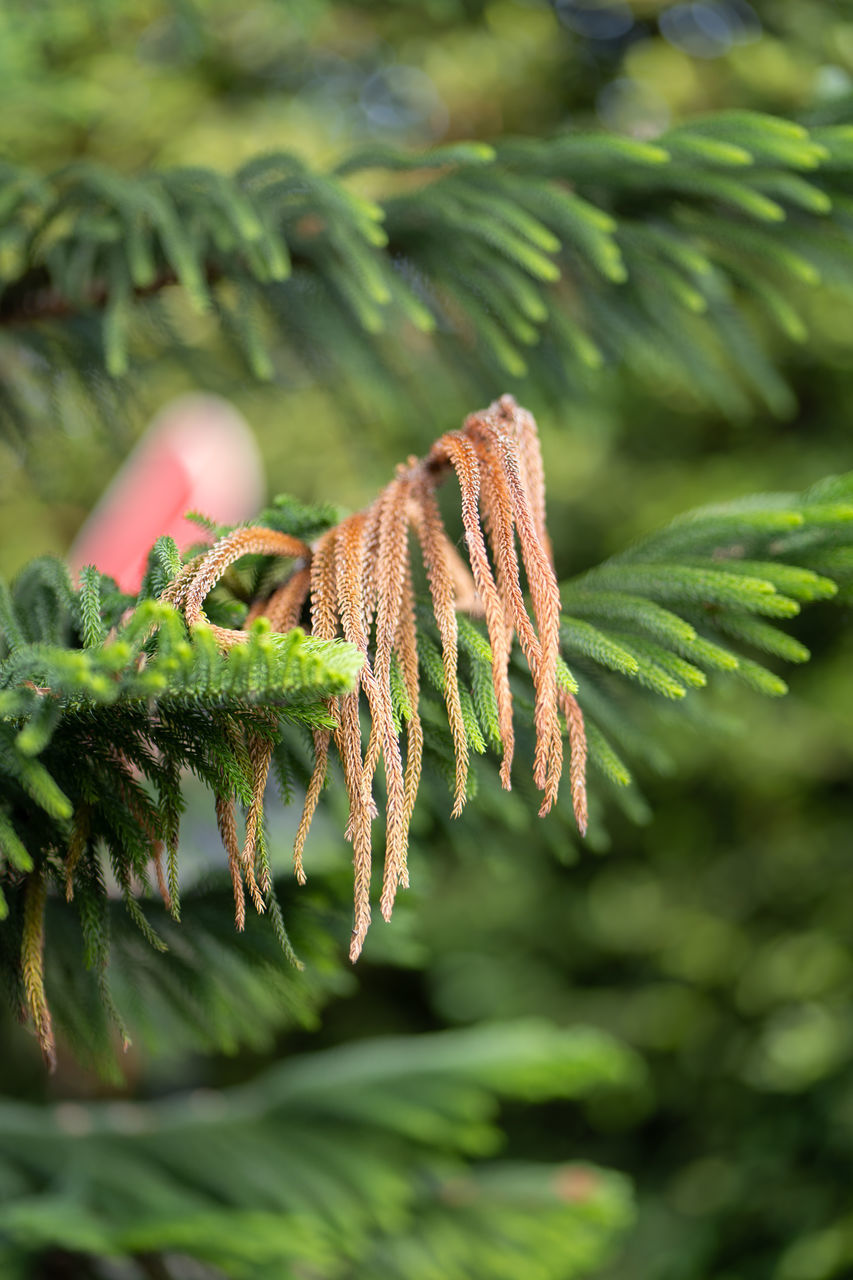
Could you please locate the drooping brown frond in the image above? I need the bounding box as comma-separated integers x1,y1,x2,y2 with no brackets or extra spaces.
335,512,394,926
369,478,410,870
292,730,328,886
395,554,423,837
183,527,311,643
292,529,340,887
466,408,563,814
164,396,587,960
334,514,383,794
428,432,516,789
513,399,549,553
559,688,589,838
244,730,274,895
305,522,378,956
407,496,481,617
308,527,339,643
22,870,55,1072
411,477,468,818
215,792,246,931
217,715,266,923
340,689,372,960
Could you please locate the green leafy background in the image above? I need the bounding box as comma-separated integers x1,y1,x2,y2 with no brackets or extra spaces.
2,3,853,1279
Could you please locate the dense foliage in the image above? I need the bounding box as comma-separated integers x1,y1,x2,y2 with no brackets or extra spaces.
2,3,853,1279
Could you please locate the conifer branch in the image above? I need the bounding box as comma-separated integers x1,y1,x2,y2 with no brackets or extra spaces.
0,1020,638,1276
166,395,586,959
1,412,850,1065
6,116,853,438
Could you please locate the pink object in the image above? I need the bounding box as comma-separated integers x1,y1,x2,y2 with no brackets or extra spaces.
68,395,265,592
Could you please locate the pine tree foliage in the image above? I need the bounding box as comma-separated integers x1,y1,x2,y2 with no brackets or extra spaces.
3,10,853,1277
0,1019,638,1280
561,469,853,819
40,877,352,1078
164,396,588,966
5,112,853,438
0,529,362,1069
2,394,851,1070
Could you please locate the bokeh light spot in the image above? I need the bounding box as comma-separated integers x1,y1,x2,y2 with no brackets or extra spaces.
660,1,760,60
554,0,634,42
360,65,449,141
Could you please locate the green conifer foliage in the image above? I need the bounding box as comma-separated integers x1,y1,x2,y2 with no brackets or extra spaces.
2,434,851,1067
2,10,853,1276
6,114,853,443
0,1021,638,1279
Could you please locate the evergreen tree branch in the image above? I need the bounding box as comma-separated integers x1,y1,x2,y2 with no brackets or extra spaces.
0,1019,638,1280
558,471,853,823
5,115,853,436
1,408,850,1071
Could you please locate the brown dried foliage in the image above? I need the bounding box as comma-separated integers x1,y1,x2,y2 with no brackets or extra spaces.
22,870,55,1072
165,396,587,961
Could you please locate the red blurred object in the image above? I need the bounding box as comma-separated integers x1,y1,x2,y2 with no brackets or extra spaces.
68,395,265,592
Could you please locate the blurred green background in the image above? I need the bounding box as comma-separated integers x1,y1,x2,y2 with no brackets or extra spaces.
2,2,853,1278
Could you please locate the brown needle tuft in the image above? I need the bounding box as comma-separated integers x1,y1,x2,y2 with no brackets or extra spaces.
183,527,311,644
164,396,587,958
22,870,55,1071
560,688,589,837
216,792,246,931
